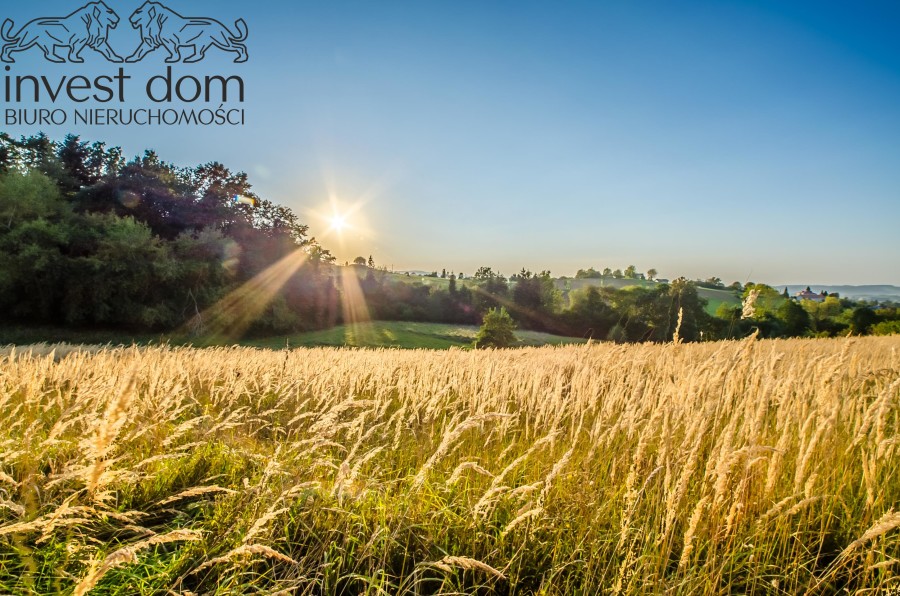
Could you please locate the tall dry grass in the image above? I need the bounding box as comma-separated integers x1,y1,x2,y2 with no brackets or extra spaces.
0,336,898,594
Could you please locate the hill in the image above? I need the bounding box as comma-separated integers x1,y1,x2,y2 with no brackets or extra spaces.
782,284,900,302
555,277,741,314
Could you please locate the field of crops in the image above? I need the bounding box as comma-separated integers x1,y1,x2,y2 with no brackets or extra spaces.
1,336,898,594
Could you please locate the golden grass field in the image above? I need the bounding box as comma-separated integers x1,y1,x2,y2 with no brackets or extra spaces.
0,336,898,594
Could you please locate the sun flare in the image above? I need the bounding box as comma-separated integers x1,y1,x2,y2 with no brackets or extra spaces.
329,214,348,232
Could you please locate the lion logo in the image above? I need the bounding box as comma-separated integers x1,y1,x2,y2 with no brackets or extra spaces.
1,2,124,63
126,2,248,63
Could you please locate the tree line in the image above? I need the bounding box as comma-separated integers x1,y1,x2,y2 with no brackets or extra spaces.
336,265,899,344
1,133,897,343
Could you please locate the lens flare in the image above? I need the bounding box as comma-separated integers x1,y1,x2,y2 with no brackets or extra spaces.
329,215,347,232
339,266,375,345
184,248,308,342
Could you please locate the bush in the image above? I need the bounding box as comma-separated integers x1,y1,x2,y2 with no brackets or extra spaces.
475,307,516,348
872,320,900,336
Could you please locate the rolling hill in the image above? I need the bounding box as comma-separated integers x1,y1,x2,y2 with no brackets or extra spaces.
554,277,741,314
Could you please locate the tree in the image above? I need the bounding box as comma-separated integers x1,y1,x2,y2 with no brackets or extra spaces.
647,268,657,281
850,307,878,335
471,266,509,313
802,295,844,335
716,302,741,323
564,285,615,339
575,267,601,279
58,134,94,195
18,133,66,182
511,269,561,331
741,283,785,319
872,320,900,336
612,268,623,279
602,268,612,277
624,265,637,279
0,171,71,321
0,133,21,174
473,266,502,281
353,256,367,266
663,277,710,342
475,307,516,348
777,299,811,337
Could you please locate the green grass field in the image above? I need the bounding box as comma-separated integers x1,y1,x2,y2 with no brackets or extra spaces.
696,287,742,314
246,321,587,350
1,321,585,351
0,326,162,347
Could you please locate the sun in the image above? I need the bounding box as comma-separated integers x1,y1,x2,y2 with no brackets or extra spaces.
329,214,348,232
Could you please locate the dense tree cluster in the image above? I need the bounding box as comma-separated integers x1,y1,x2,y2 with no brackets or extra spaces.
714,283,900,339
575,265,647,280
0,133,338,335
347,267,715,342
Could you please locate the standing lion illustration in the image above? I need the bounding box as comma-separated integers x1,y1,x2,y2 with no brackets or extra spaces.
1,2,124,63
126,2,248,64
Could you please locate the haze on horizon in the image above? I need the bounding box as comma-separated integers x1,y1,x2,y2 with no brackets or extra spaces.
4,0,899,285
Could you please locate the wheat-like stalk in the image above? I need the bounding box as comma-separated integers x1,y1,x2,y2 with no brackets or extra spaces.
426,555,506,580
843,510,900,554
73,529,202,596
0,335,897,593
190,544,299,575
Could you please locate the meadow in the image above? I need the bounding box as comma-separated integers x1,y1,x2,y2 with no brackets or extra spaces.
0,336,898,594
246,321,587,350
0,321,586,352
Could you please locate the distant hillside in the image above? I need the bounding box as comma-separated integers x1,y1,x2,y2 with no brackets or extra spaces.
781,285,900,302
555,277,741,314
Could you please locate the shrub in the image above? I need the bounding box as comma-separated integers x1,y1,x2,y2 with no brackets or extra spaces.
475,307,516,348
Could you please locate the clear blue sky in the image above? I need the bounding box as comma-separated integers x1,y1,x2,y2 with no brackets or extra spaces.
4,0,900,285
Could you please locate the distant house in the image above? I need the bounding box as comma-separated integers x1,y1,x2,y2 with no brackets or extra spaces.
794,287,826,303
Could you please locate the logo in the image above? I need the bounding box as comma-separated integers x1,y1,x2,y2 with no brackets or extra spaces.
1,2,124,64
3,1,249,129
126,2,248,64
1,1,248,64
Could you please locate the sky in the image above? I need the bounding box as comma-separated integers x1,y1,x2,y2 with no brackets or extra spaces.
3,0,900,285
